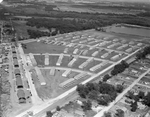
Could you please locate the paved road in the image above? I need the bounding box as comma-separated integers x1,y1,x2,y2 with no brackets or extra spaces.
41,66,95,76
8,48,19,107
137,83,150,89
16,46,141,117
94,68,150,117
18,44,43,105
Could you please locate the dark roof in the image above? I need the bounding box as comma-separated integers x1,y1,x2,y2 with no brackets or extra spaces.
16,77,23,87
17,89,25,99
16,74,21,78
19,98,26,103
14,69,20,75
11,45,15,48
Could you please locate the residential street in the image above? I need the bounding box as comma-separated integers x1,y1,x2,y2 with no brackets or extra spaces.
94,68,150,117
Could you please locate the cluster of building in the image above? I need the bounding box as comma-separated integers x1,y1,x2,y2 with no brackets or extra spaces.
11,45,31,104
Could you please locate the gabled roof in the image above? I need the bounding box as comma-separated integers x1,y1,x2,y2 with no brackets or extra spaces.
16,77,23,87
12,54,17,58
17,89,25,99
13,58,19,65
14,69,20,75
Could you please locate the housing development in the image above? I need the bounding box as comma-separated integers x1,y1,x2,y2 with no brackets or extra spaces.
1,0,150,117
1,24,150,117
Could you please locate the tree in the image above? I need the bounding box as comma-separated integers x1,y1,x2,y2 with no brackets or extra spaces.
121,60,129,68
138,91,145,99
136,51,145,60
76,84,89,98
143,92,150,107
115,84,124,93
104,112,112,117
109,91,117,101
76,84,85,92
99,80,103,84
97,96,108,106
130,102,138,112
99,83,115,94
136,46,150,60
111,70,117,76
111,61,129,76
11,38,16,42
88,90,99,100
46,111,53,117
81,100,92,111
103,74,111,82
114,109,124,117
86,83,96,91
56,106,61,111
126,91,135,99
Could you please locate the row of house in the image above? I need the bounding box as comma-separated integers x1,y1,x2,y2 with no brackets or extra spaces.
11,45,28,103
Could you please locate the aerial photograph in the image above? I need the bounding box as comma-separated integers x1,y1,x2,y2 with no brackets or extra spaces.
0,0,150,117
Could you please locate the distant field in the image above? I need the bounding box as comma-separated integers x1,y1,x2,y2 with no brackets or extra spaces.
12,21,30,38
12,20,50,39
55,5,141,14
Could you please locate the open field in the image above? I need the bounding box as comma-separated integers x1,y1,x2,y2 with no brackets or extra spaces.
55,4,143,15
12,21,29,38
30,68,91,99
24,42,65,54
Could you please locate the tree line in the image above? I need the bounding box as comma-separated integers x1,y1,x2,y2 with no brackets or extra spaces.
136,46,150,60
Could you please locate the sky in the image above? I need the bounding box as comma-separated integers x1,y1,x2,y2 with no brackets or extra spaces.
0,0,150,3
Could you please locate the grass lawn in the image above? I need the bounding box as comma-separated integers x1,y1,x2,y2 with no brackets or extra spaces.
86,48,99,57
60,56,70,67
34,55,45,66
101,42,114,48
71,57,87,69
96,49,108,58
67,47,77,55
105,51,118,61
49,55,59,66
23,42,65,54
